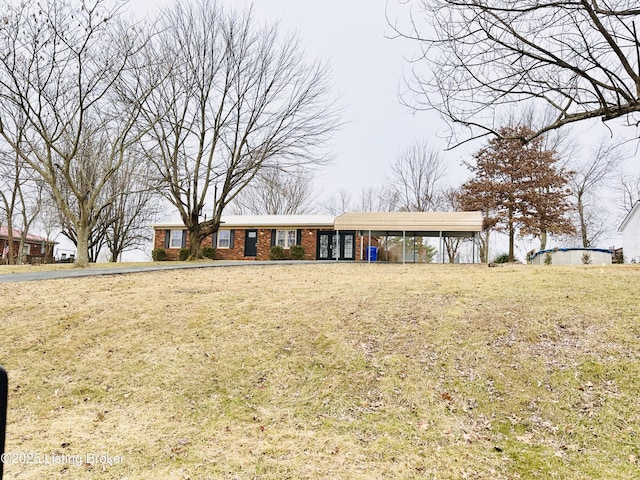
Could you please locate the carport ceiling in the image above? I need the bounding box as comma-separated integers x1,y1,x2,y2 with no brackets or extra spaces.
334,212,483,237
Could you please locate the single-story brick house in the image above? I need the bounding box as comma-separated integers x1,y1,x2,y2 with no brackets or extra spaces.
154,215,372,261
0,226,57,264
619,201,640,263
153,211,484,262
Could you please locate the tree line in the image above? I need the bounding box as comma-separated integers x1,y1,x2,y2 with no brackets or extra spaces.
0,0,339,266
312,124,631,264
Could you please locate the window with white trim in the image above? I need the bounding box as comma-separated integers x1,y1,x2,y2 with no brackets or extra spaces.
217,230,231,249
343,234,354,259
169,230,183,249
276,229,297,248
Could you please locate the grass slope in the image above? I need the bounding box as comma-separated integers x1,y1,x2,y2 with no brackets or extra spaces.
1,263,639,479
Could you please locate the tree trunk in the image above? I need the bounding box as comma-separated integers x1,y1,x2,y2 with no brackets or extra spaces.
109,237,122,262
5,217,15,265
17,237,25,265
577,196,588,247
508,206,515,262
185,216,221,261
508,224,515,263
74,224,91,267
445,237,460,263
188,228,205,260
480,230,490,263
108,249,119,262
540,230,548,250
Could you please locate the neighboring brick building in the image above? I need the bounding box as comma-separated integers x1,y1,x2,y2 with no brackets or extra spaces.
153,215,376,261
0,226,57,264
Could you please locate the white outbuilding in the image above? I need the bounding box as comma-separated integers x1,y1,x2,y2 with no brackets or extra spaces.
619,201,640,263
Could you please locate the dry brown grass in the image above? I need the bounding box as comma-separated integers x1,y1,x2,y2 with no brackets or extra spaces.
1,263,639,479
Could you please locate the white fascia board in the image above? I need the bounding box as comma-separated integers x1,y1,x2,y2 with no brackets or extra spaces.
618,201,640,233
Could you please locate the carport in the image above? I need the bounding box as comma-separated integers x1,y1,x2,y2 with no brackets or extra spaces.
333,212,484,263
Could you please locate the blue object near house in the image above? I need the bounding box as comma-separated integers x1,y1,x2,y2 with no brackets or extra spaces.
366,246,378,262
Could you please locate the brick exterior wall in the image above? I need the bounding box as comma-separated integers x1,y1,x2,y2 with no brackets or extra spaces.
298,229,318,260
155,228,320,261
154,227,379,261
255,229,272,261
0,237,55,260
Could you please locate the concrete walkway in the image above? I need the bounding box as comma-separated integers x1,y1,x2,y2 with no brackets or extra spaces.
0,260,324,283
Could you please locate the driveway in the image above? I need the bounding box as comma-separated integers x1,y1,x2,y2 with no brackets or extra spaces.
0,261,322,283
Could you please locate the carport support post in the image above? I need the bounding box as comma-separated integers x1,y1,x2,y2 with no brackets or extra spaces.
385,235,388,261
402,231,406,265
368,230,371,263
413,235,416,263
473,233,476,263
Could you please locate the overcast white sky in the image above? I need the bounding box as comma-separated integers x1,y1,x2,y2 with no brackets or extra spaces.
128,0,635,193
128,0,470,202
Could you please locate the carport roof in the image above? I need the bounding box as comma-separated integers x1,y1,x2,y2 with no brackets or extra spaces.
334,211,483,237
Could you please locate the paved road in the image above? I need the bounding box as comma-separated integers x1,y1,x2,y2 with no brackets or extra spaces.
0,260,323,283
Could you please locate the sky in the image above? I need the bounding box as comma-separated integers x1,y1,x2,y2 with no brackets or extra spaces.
128,0,471,200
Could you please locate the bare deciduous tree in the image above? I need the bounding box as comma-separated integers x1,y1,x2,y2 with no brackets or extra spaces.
618,172,640,214
388,142,447,212
393,1,640,143
321,189,354,215
441,186,464,263
35,198,61,260
104,156,162,262
355,186,400,213
141,1,339,259
569,140,623,247
229,167,315,215
321,185,399,215
0,140,26,264
0,117,47,265
0,0,151,266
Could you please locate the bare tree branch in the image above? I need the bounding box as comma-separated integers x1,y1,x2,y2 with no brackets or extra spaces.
387,142,448,212
0,0,153,266
140,0,340,259
229,167,316,215
568,138,624,246
392,0,640,143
